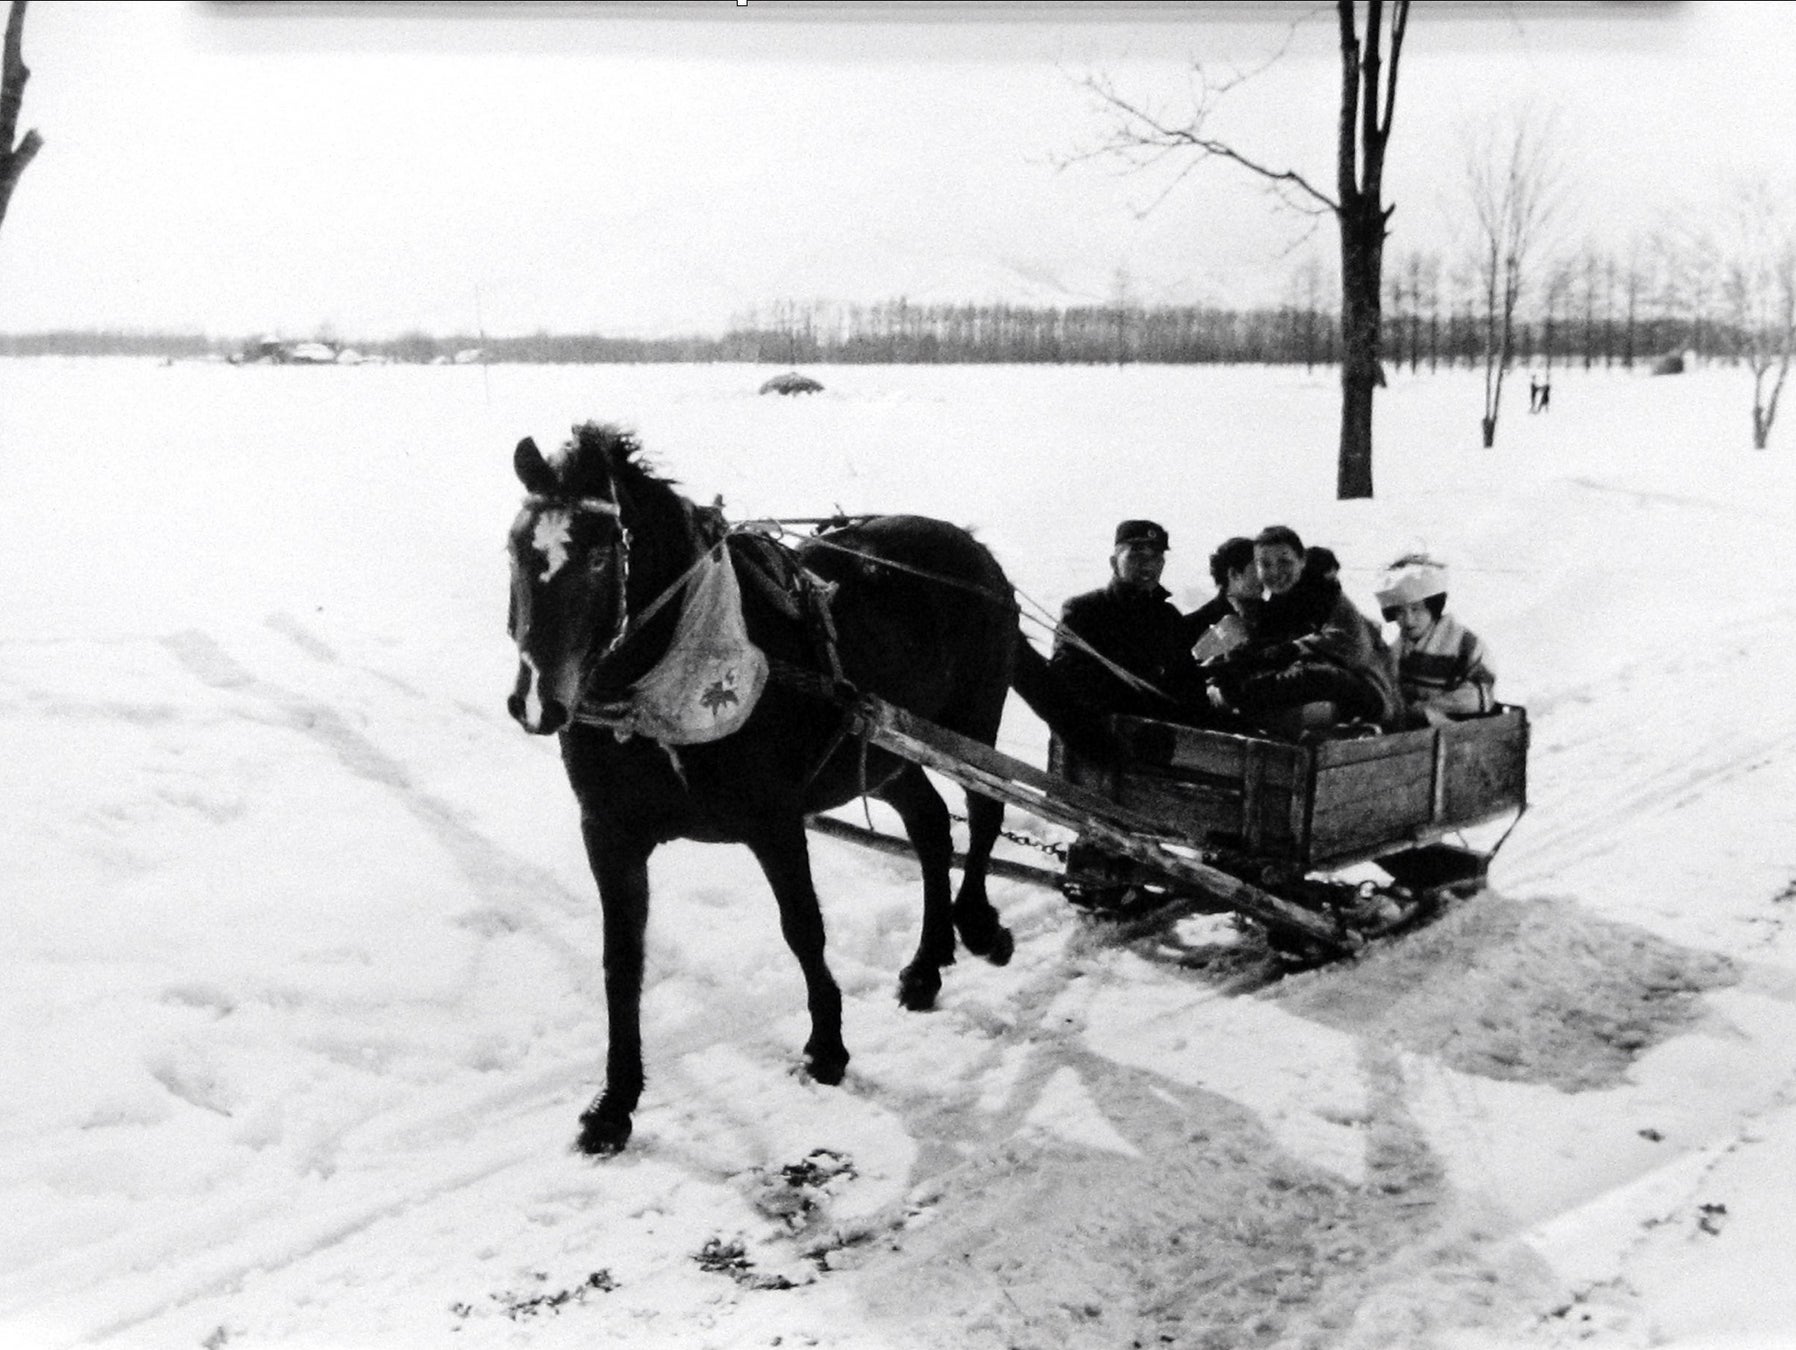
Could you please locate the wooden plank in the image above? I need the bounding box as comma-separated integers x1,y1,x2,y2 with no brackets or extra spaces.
1242,738,1265,851
1309,737,1439,858
1312,747,1437,813
1111,716,1301,787
1291,753,1314,862
1312,724,1435,768
1310,714,1528,867
1430,725,1449,824
1441,723,1528,823
1114,774,1263,843
865,705,1177,838
1112,715,1245,774
1104,769,1303,857
1309,777,1434,854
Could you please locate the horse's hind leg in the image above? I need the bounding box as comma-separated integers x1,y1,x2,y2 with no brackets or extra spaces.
746,819,849,1085
953,791,1014,966
576,826,652,1156
877,764,957,1011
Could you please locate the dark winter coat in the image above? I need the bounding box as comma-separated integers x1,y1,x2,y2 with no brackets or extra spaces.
1226,574,1403,725
1051,579,1207,719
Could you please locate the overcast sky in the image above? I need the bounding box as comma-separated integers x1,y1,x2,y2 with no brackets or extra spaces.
3,1,1793,340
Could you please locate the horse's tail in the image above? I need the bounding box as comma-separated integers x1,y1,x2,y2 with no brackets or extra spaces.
1010,631,1122,762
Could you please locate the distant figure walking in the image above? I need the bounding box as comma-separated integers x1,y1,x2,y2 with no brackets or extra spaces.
1538,377,1551,412
1528,375,1542,413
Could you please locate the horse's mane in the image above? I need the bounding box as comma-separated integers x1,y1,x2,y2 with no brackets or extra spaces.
555,421,678,502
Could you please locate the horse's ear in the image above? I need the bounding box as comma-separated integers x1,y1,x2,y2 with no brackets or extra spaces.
514,437,558,495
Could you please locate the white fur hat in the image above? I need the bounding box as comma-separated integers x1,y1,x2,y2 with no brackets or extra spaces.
1375,556,1448,610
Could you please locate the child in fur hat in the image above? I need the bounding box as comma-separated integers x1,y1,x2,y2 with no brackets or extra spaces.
1376,555,1497,726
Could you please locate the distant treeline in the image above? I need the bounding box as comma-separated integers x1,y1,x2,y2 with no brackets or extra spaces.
721,298,1718,370
0,301,1731,368
0,330,220,358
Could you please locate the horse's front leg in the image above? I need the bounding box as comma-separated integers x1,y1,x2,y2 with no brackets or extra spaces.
576,821,653,1156
746,818,849,1086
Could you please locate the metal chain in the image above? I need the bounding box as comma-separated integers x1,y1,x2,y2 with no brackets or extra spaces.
947,808,1069,861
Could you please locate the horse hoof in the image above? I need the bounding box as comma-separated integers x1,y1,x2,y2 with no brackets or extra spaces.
958,921,1014,968
897,965,941,1011
576,1109,633,1156
805,1045,850,1086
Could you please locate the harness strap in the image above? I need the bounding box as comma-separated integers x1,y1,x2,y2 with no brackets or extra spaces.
804,572,850,695
733,542,808,622
764,655,872,797
796,530,1017,609
730,532,854,704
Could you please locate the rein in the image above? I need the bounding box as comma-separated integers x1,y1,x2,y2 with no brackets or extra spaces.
757,523,1177,707
531,493,1183,732
718,518,1188,712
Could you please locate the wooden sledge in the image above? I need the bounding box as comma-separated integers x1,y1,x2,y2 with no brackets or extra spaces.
808,698,1528,958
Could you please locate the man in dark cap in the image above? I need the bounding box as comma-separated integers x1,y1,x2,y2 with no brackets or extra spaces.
1049,519,1207,722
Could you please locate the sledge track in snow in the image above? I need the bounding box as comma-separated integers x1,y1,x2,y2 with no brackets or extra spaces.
1499,614,1796,891
1505,717,1796,890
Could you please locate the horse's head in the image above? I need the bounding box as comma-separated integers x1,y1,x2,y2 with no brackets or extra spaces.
505,427,635,735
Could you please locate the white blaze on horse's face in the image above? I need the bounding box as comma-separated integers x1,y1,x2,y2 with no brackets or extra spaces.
532,510,575,582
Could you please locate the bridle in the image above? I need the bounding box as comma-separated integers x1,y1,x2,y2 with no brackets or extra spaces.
515,479,734,719
514,486,635,676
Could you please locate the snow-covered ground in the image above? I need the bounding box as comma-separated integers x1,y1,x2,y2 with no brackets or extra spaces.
3,358,1794,1350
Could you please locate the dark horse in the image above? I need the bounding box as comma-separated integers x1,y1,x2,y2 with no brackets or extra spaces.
506,422,1069,1154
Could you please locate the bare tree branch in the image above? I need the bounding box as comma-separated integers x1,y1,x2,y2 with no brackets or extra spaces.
1462,106,1567,445
1379,0,1408,144
1070,73,1342,214
1060,0,1409,498
1359,0,1383,192
1702,180,1796,446
0,0,27,144
1,0,41,232
1336,3,1359,206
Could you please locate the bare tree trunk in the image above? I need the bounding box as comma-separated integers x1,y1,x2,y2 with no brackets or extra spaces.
1752,340,1792,450
1339,209,1382,496
1332,1,1404,500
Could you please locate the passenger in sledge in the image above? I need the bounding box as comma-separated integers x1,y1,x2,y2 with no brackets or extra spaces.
1050,519,1210,724
1376,555,1497,726
1204,526,1403,737
1185,535,1260,664
1302,544,1341,587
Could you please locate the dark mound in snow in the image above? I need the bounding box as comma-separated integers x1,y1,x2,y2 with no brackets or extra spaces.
760,371,825,395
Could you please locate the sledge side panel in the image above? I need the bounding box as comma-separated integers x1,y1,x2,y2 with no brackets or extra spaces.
1440,709,1529,823
1307,746,1438,862
1051,708,1527,871
1105,717,1309,856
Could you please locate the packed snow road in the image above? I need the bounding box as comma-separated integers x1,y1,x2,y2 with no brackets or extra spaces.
5,360,1796,1348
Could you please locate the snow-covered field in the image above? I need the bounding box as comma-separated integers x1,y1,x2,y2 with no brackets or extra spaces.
3,357,1794,1350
